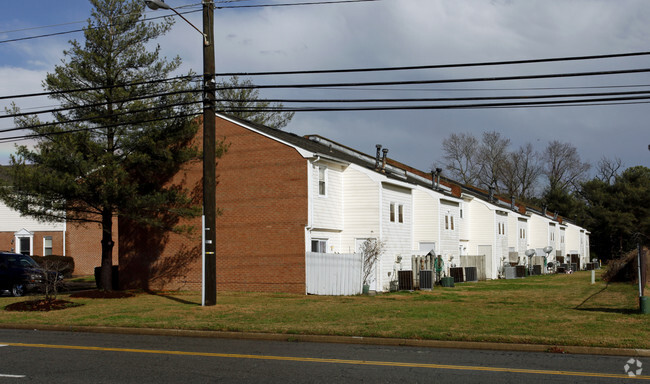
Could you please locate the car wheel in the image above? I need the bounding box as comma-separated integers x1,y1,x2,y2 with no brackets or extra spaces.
11,284,25,297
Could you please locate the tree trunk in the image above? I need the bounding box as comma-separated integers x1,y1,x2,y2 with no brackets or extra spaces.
100,208,115,291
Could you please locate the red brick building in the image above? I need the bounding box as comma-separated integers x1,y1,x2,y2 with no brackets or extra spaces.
119,114,310,293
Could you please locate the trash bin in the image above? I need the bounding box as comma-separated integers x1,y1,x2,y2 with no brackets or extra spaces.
440,276,455,287
641,296,649,315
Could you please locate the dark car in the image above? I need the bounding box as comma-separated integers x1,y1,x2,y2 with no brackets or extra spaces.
0,252,62,297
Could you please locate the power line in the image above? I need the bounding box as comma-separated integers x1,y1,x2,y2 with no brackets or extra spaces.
5,65,650,102
0,89,200,120
0,74,202,101
221,51,650,77
214,89,650,104
0,99,200,135
0,112,199,144
4,93,650,144
213,67,650,90
0,0,378,44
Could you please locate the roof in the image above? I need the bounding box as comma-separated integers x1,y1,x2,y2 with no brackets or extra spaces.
217,113,579,226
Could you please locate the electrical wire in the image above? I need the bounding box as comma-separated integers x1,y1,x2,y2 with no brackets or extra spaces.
0,112,199,144
0,89,200,120
0,74,202,101
213,67,650,90
0,0,378,44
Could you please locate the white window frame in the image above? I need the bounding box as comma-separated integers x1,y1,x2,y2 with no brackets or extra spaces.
43,236,53,256
318,166,327,197
311,238,328,253
389,203,395,222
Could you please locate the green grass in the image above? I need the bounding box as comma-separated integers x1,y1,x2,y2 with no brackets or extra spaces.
1,270,648,349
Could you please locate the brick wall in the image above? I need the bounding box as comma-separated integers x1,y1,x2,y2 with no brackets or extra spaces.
0,231,63,256
119,117,309,293
66,219,119,276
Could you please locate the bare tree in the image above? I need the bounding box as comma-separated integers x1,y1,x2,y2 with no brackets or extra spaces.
501,143,543,200
440,133,479,185
542,140,591,192
360,238,385,288
476,131,510,192
596,156,623,185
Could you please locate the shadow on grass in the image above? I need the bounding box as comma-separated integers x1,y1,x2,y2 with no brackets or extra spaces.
144,290,199,306
573,283,638,315
573,307,639,315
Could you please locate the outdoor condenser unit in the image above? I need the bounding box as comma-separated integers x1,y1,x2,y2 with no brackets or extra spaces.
464,267,478,282
449,267,464,283
398,270,413,290
515,265,526,278
419,270,433,290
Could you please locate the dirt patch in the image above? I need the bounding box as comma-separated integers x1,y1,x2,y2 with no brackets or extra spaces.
69,290,135,299
5,299,82,312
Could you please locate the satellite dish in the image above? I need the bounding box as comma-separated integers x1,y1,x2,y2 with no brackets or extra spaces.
543,246,553,254
525,249,536,257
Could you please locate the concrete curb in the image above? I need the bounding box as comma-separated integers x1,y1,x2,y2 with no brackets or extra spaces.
1,323,649,357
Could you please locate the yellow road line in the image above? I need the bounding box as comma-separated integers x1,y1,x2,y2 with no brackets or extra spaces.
3,342,648,380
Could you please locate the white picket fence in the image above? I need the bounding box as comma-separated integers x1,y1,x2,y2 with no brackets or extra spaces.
305,252,363,295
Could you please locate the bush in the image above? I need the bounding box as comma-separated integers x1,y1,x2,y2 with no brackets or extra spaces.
31,255,75,278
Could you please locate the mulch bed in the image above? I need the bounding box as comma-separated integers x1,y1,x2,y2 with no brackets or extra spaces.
69,290,135,299
5,299,82,312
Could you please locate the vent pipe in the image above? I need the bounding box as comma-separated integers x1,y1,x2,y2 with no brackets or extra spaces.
543,204,547,216
435,168,442,189
381,148,389,172
553,211,558,220
511,196,516,211
374,144,382,170
488,186,494,203
430,170,436,189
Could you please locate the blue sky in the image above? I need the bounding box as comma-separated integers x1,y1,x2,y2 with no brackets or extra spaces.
1,0,649,187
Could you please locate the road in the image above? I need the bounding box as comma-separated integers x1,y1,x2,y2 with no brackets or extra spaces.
0,329,646,383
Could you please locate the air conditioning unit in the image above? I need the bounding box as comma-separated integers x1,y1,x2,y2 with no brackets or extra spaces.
515,265,526,278
419,270,433,290
449,267,464,283
464,267,478,282
398,270,413,290
504,266,517,279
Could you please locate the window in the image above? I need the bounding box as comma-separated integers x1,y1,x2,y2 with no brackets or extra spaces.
398,204,404,223
43,236,53,256
318,166,326,196
445,215,449,229
390,203,395,222
311,239,327,253
450,216,454,230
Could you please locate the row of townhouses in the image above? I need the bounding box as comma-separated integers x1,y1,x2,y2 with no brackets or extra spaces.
1,114,590,294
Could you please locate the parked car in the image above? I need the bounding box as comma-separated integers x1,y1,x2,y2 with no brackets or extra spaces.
0,252,63,297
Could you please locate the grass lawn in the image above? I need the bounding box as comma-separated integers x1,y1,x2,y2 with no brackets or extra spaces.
1,270,648,349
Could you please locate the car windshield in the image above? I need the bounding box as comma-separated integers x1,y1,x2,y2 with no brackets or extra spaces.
5,254,40,268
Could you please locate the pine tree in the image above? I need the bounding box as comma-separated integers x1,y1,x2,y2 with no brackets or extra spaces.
0,0,214,290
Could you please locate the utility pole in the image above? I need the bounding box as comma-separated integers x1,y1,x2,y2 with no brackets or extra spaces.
144,0,217,305
202,0,217,306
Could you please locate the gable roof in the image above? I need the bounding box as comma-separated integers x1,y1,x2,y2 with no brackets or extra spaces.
217,113,581,227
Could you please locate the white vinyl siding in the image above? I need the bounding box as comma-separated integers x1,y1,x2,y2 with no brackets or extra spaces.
380,183,412,291
311,161,343,230
0,203,64,232
412,189,439,253
340,167,380,254
440,199,460,262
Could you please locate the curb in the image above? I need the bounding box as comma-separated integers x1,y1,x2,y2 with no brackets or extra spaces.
1,323,649,357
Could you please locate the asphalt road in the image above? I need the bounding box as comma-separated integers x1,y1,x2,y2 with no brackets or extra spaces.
0,329,646,383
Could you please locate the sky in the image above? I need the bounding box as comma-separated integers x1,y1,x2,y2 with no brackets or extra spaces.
1,0,650,183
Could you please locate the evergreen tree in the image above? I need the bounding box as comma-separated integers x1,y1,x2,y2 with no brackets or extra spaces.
0,0,212,290
581,166,650,259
